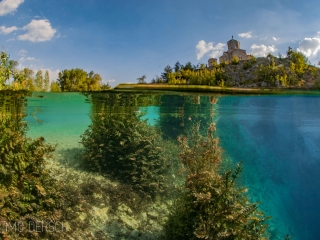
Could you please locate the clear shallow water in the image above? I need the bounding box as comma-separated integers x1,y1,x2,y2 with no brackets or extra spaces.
25,92,92,148
3,91,320,239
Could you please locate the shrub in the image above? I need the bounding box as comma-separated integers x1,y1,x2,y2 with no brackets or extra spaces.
231,56,239,65
215,68,228,85
250,55,257,64
0,112,83,239
162,122,269,240
81,111,171,198
219,62,227,68
314,80,320,89
243,60,253,70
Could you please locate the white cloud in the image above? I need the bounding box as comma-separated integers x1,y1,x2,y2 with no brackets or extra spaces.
19,57,35,62
195,40,225,60
0,0,24,16
18,19,56,42
298,38,320,57
0,25,18,34
46,69,60,82
238,32,252,38
18,49,27,56
250,44,278,57
272,37,279,41
107,79,116,83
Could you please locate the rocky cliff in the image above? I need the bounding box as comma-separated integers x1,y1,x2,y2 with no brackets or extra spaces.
221,56,320,88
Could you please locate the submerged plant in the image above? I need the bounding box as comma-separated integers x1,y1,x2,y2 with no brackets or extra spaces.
0,111,84,239
162,122,270,239
81,111,171,199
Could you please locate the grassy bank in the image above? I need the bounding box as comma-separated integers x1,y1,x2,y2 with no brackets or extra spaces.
114,83,320,95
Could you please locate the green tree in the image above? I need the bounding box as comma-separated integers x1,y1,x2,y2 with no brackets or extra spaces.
161,65,173,83
50,80,61,92
183,61,195,71
57,68,88,91
57,68,104,91
0,52,14,89
137,75,147,84
100,83,111,90
34,70,44,91
86,71,102,91
23,68,36,90
43,70,50,91
174,61,182,72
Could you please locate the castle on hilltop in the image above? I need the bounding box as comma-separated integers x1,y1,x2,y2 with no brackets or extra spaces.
208,37,252,67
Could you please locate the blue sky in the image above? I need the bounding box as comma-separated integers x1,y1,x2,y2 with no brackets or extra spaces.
1,0,320,87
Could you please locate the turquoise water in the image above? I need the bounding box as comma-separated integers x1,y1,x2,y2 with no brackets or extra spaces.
25,92,91,148
216,95,320,240
18,92,320,239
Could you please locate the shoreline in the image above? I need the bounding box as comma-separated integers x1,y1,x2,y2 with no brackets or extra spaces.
112,83,320,95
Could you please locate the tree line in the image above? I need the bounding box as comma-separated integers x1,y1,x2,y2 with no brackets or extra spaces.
151,48,320,88
0,51,110,92
150,61,227,86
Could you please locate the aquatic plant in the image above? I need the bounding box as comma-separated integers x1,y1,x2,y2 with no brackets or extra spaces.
0,107,85,239
81,111,171,199
162,122,269,240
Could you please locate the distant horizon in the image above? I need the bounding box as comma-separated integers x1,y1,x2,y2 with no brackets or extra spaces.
1,0,319,87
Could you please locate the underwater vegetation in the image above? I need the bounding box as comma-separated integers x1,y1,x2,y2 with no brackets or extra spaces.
0,92,91,239
1,91,298,239
0,114,77,239
80,110,174,200
162,122,270,239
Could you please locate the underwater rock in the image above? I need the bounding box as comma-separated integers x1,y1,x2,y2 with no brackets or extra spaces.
139,212,148,222
119,214,139,229
63,222,72,232
117,204,133,215
91,206,109,223
147,210,158,219
127,208,133,215
79,212,87,221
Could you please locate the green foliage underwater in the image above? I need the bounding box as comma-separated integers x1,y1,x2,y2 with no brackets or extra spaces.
0,99,82,239
161,122,270,240
80,111,172,199
1,91,299,239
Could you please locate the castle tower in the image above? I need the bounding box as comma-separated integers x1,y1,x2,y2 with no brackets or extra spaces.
208,58,217,68
218,37,251,63
227,38,240,51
